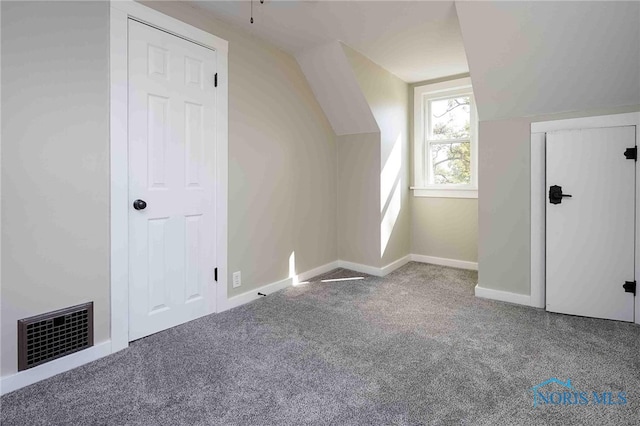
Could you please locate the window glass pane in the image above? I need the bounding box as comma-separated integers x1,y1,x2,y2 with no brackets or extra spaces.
429,96,470,140
430,141,471,184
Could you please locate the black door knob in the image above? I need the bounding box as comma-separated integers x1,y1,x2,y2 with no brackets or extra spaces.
133,199,147,210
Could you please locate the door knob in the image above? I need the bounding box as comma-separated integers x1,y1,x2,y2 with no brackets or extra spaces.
133,199,147,210
549,185,572,204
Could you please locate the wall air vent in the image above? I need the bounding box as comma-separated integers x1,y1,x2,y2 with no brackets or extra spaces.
18,302,93,371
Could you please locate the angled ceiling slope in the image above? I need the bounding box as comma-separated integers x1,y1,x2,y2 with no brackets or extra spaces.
296,41,378,136
192,0,468,83
456,1,640,122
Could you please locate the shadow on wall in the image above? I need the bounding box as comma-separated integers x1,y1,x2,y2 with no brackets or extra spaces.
381,134,402,257
288,133,403,274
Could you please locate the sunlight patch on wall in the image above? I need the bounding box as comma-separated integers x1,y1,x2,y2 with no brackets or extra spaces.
380,134,403,257
381,179,401,257
380,135,402,212
289,251,301,286
321,277,365,283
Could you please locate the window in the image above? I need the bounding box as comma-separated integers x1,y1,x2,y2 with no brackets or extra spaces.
413,77,478,198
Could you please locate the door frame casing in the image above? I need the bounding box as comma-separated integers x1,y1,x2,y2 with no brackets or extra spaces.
110,0,228,352
530,112,640,325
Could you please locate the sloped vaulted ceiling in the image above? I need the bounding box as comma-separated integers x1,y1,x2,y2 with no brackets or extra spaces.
296,41,379,136
191,0,467,83
455,1,640,122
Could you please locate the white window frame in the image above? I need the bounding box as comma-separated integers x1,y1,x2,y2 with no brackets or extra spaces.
412,77,478,198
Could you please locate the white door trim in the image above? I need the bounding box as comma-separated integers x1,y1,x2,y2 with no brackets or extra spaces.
530,112,640,325
110,0,228,352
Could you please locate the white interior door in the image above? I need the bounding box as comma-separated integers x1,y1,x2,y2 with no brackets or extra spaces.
546,126,635,322
128,20,217,340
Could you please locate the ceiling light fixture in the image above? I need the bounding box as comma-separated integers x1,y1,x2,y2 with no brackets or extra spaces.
251,0,265,24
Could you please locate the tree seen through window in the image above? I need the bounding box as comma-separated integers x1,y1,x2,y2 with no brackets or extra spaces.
428,96,471,185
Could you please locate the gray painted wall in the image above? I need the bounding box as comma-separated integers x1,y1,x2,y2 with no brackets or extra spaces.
1,0,338,377
337,133,381,266
478,106,640,296
341,45,411,267
1,1,110,376
412,198,477,262
477,118,530,294
457,1,640,294
408,78,478,263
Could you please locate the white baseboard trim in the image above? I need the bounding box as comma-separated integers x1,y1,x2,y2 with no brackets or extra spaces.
296,260,340,283
221,254,479,313
337,260,383,276
474,284,532,306
336,255,411,277
410,254,478,271
1,340,112,396
380,255,412,276
223,256,414,312
223,276,293,312
222,261,347,312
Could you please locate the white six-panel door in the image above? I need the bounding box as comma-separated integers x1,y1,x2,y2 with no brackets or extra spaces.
128,20,217,340
546,126,635,322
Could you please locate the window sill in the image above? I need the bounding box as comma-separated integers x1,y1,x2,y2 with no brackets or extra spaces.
410,187,478,199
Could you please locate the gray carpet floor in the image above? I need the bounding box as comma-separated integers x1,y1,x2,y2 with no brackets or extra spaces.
1,262,639,425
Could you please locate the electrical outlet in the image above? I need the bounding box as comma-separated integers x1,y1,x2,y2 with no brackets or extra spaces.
232,271,241,288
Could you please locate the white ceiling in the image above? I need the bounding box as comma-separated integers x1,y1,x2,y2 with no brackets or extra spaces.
191,0,469,83
456,1,640,121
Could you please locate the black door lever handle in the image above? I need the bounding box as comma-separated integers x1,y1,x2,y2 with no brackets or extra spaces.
549,185,571,204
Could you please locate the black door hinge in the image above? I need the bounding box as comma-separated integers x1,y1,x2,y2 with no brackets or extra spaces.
623,281,636,295
214,73,218,88
214,267,218,282
624,146,637,161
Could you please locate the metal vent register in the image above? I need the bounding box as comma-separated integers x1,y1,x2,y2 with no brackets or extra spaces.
18,302,94,371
